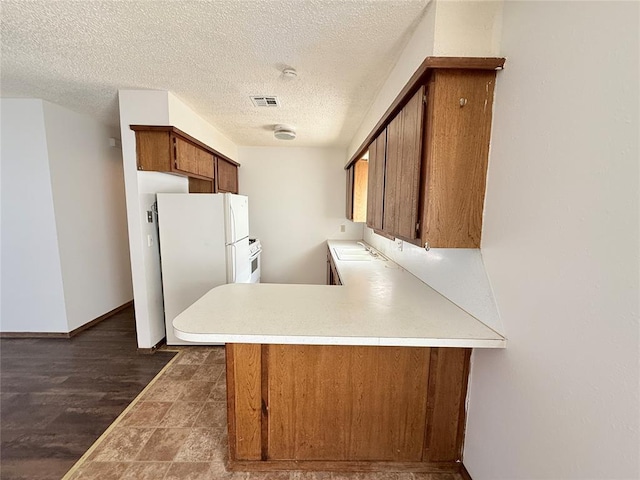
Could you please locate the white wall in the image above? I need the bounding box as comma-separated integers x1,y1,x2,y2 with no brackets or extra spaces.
0,99,68,332
464,2,639,479
119,90,238,348
432,0,503,57
238,147,363,284
1,99,132,333
42,101,132,331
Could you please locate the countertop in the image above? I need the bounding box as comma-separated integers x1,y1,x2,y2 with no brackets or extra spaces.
172,240,506,348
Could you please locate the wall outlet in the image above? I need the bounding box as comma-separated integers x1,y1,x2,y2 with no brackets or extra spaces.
147,234,153,247
340,224,346,233
396,238,403,251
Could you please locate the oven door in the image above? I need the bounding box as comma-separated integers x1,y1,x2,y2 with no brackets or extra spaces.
249,248,261,283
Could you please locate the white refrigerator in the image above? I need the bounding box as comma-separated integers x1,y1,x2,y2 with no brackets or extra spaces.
157,193,250,345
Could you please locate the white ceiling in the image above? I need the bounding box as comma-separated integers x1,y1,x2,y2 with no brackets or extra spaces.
1,0,430,147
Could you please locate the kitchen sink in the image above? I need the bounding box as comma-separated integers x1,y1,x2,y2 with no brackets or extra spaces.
336,252,374,261
333,247,375,261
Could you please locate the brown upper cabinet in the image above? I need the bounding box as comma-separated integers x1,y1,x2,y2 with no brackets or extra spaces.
130,125,240,194
350,57,503,248
345,157,369,222
366,130,386,231
383,86,424,241
216,156,239,194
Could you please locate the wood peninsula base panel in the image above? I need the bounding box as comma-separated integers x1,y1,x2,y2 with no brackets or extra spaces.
225,343,471,473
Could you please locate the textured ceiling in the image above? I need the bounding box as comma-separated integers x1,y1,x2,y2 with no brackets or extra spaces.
1,0,429,147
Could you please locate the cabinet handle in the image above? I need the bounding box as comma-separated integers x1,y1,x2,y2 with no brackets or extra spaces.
459,98,468,107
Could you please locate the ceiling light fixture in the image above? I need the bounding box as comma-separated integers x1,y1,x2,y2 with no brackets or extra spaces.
274,124,296,140
282,68,298,78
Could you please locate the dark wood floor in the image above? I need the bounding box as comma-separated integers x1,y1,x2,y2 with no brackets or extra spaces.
0,306,175,480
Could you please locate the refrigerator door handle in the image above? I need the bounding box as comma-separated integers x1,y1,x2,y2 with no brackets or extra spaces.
229,202,236,244
228,243,236,283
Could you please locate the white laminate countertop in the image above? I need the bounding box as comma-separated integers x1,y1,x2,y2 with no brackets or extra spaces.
173,240,506,348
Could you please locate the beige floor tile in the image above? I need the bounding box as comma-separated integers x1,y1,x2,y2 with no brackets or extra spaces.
142,379,186,402
177,349,212,365
208,463,250,479
208,378,227,400
195,400,227,428
122,401,172,427
68,461,129,479
158,401,204,428
178,380,215,402
88,427,155,462
248,472,293,479
164,462,217,479
291,473,333,480
191,362,225,382
174,427,220,462
120,461,171,479
205,347,227,364
135,428,191,461
163,363,201,381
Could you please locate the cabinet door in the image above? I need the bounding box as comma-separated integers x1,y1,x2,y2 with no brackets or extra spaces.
196,148,215,178
366,131,386,230
345,165,354,220
216,157,239,193
135,131,172,172
346,160,369,222
383,86,424,242
173,135,199,175
421,71,495,248
383,110,402,235
352,159,369,222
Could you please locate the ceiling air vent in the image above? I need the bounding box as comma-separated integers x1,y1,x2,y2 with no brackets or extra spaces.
250,96,280,107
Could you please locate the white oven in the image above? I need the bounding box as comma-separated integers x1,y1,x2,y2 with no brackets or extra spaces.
248,238,262,283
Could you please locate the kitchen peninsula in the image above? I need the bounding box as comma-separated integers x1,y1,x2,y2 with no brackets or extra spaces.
173,240,505,474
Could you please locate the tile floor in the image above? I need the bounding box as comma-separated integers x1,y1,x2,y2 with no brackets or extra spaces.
66,346,463,480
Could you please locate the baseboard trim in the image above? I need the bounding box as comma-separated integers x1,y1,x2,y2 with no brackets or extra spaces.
460,463,473,480
137,337,166,355
0,300,134,339
0,331,70,339
68,300,134,338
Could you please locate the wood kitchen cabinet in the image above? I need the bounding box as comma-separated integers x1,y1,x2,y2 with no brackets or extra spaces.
216,156,239,194
226,343,471,471
326,247,342,285
131,126,214,180
420,70,495,248
345,157,368,222
366,129,386,231
130,125,240,194
383,86,424,242
353,57,503,248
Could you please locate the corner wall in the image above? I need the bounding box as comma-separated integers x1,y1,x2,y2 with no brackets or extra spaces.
464,2,639,478
43,101,133,331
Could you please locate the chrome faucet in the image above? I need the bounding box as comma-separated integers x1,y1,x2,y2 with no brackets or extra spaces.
357,241,370,252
